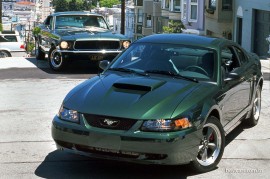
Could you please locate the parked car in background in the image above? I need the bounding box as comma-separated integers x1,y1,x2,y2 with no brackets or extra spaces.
52,34,263,173
0,31,26,58
35,11,131,71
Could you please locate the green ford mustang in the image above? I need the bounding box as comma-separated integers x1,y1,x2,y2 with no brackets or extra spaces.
52,34,263,172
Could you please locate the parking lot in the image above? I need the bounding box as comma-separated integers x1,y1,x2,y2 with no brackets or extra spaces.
0,57,269,178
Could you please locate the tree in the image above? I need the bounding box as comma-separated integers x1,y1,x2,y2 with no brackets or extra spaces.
52,0,70,12
99,0,120,8
69,0,79,11
163,20,185,33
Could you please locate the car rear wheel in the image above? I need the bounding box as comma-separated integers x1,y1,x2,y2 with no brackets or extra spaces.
0,50,11,58
49,48,65,71
245,86,261,126
36,46,45,60
190,116,225,173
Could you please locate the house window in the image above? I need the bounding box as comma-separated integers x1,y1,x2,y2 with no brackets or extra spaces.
136,0,143,6
162,0,170,9
146,15,152,27
181,0,187,21
222,0,232,10
209,0,216,10
189,0,198,22
137,9,143,23
170,0,181,12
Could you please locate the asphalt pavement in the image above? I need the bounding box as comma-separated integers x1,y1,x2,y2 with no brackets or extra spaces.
0,57,269,179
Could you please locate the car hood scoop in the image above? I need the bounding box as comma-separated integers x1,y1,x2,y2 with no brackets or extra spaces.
112,78,165,92
63,74,202,119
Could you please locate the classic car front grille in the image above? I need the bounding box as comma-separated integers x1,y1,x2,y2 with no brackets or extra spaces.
83,114,137,130
74,40,120,50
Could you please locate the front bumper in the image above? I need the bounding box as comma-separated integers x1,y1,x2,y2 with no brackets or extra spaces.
51,115,202,165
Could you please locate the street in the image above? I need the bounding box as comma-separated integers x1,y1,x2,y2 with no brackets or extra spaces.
0,57,269,179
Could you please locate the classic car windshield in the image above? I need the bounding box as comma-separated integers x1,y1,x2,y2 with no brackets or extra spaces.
55,15,109,29
110,43,217,81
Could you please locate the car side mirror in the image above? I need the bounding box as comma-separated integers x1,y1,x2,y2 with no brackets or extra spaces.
99,60,110,70
224,72,241,82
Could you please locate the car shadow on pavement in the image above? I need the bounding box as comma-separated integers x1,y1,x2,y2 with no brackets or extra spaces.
26,58,101,75
225,122,253,146
35,150,208,179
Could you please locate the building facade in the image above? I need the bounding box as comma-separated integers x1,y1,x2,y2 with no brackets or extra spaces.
234,0,270,56
204,0,233,39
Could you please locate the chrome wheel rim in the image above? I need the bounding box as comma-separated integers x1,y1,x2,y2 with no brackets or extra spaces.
253,88,261,121
50,49,62,68
196,123,222,166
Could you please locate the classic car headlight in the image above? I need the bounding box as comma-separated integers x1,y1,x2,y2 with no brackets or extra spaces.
60,41,69,49
122,41,130,49
141,118,192,132
58,105,79,123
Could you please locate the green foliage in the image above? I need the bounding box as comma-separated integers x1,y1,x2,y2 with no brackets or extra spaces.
163,20,186,34
100,0,120,8
0,23,3,32
52,0,94,12
32,27,41,36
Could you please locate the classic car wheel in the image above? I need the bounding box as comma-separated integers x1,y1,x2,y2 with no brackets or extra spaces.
184,65,209,76
191,116,225,173
36,46,45,60
49,48,65,71
245,86,261,126
0,50,11,58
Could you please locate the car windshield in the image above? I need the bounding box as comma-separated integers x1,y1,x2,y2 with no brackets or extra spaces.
109,43,217,82
55,15,109,30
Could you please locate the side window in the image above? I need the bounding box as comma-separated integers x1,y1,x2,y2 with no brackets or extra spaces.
221,46,240,73
234,46,248,64
3,35,17,42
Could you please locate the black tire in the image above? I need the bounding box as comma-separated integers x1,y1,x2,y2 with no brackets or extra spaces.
48,48,66,71
190,116,225,173
245,86,262,126
0,50,11,58
36,46,45,60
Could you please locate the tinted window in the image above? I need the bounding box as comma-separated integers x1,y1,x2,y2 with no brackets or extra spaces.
234,47,248,64
0,35,17,42
3,35,17,42
221,46,240,73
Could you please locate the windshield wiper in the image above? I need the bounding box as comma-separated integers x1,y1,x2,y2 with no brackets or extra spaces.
108,68,148,76
145,70,198,83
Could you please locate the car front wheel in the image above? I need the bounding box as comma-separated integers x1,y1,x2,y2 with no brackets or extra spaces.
190,116,225,173
49,48,65,71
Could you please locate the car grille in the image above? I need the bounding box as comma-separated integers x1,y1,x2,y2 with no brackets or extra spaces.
83,114,137,130
74,40,120,50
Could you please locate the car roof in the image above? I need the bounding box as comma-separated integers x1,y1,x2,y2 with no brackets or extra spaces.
135,34,229,50
51,11,103,17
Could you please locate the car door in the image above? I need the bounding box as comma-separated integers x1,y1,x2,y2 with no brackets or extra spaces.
218,45,251,125
39,16,54,51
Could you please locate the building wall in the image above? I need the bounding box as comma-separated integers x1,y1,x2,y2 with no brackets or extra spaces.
205,0,233,39
182,0,205,34
234,0,270,55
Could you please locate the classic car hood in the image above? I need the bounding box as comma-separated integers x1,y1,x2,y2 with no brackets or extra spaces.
56,29,127,40
63,73,203,120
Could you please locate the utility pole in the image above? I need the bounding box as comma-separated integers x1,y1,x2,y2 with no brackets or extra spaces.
120,0,125,35
0,0,2,24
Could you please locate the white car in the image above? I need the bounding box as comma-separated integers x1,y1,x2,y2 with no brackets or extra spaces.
0,31,26,58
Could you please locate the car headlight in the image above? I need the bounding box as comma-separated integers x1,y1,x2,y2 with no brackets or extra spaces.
122,41,130,49
141,118,192,132
58,105,79,123
60,41,69,49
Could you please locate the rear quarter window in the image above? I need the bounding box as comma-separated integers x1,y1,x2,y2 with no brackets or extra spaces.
0,35,18,42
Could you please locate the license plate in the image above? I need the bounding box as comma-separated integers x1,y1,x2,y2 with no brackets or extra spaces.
90,55,103,61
